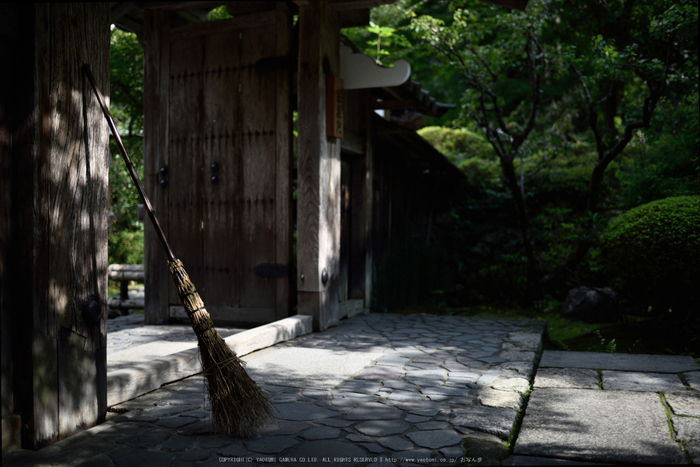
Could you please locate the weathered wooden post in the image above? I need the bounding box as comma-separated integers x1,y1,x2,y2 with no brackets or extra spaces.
296,0,342,331
0,3,110,450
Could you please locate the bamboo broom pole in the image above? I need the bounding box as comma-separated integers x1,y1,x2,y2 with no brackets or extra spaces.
82,64,274,436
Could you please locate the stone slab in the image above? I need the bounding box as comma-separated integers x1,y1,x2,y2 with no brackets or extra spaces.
602,371,686,392
515,388,686,464
533,368,599,389
665,390,700,416
672,416,700,441
539,351,699,373
452,406,518,440
684,371,700,390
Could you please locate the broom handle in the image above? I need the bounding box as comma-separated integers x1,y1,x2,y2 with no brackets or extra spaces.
82,64,176,262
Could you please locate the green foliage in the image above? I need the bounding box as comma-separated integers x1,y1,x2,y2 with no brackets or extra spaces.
109,27,145,263
601,196,700,313
108,229,144,266
617,92,700,208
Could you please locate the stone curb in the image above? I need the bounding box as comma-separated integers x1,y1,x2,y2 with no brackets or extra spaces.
107,315,313,407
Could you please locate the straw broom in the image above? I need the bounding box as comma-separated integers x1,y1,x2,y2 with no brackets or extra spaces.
82,64,274,436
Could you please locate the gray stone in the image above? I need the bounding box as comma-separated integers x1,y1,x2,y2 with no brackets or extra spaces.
178,448,210,461
355,365,404,381
406,430,462,449
505,332,542,353
115,430,170,448
405,414,431,423
284,440,366,466
498,351,536,362
338,380,383,394
386,390,426,402
376,355,411,367
355,420,411,436
314,418,354,428
392,401,443,412
514,388,686,464
111,448,177,467
539,350,699,373
197,436,234,449
478,356,508,364
404,369,448,382
672,416,700,441
300,426,341,440
602,371,686,392
413,356,443,364
561,286,619,323
499,362,535,378
416,421,449,430
383,379,417,391
161,435,196,452
452,406,518,440
330,392,376,406
346,433,373,442
477,388,522,410
684,371,700,390
243,436,299,454
420,386,471,397
345,402,403,420
534,368,599,389
491,377,530,394
688,441,700,462
377,436,415,451
156,416,198,429
665,390,700,416
274,403,340,421
214,443,248,457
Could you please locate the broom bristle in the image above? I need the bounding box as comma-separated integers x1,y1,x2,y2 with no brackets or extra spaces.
168,259,275,436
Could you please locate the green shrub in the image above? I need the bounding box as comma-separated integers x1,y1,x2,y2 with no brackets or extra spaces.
417,126,495,165
108,228,144,266
601,195,700,314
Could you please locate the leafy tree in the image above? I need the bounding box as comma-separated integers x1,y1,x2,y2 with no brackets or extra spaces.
108,26,144,264
410,0,697,300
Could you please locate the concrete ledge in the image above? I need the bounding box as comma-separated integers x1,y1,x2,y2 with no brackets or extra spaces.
106,314,313,407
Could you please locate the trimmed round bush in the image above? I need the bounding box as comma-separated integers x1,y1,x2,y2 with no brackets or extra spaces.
601,195,700,313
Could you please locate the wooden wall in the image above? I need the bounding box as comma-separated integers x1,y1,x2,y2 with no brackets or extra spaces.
0,3,110,451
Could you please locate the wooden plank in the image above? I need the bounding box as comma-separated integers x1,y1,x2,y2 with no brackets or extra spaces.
167,35,205,306
275,1,293,321
239,23,278,311
201,28,242,309
30,2,109,446
170,306,275,324
170,11,276,39
339,299,364,319
296,0,341,330
339,159,350,302
349,155,366,300
363,92,374,306
143,9,171,324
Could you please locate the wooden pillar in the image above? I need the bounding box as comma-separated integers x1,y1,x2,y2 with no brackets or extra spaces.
142,9,170,325
296,0,342,331
363,93,375,308
2,3,110,449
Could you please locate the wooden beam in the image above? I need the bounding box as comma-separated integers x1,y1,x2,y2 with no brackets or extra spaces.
143,8,171,325
339,8,369,27
296,0,341,331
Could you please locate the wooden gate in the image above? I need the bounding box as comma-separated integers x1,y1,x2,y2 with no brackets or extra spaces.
144,6,292,325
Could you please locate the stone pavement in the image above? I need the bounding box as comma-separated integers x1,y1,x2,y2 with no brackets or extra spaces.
3,312,546,467
507,350,700,465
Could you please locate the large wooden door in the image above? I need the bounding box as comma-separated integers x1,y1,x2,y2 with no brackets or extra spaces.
148,7,292,325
